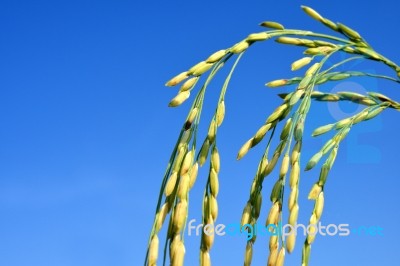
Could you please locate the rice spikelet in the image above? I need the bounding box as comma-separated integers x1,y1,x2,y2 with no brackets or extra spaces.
216,101,225,126
301,6,324,22
180,150,194,176
180,77,198,92
177,173,190,199
308,183,322,200
291,57,313,71
211,147,220,173
173,200,188,233
206,49,226,63
315,192,324,219
259,21,284,30
244,242,253,266
148,234,159,265
189,163,199,189
237,138,253,160
241,202,252,226
169,91,190,107
275,248,286,266
166,71,188,87
165,172,178,196
200,250,211,266
266,79,287,87
247,32,270,42
210,168,219,197
231,40,249,54
286,231,296,253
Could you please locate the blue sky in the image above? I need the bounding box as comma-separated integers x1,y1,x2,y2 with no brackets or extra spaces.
0,0,399,265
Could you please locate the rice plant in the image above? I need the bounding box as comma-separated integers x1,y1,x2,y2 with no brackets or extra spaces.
144,6,400,266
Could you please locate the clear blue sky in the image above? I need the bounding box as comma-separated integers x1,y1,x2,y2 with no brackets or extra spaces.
1,0,399,265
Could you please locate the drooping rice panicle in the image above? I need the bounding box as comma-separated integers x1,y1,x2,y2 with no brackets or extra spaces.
197,54,244,265
147,5,400,266
145,53,235,266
